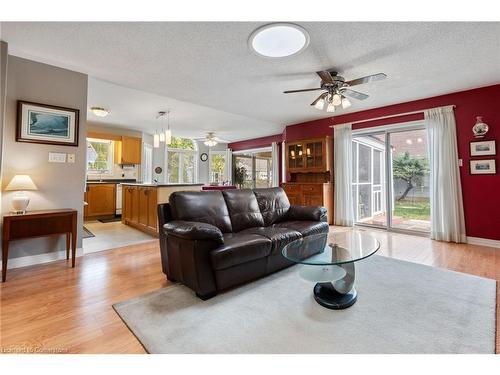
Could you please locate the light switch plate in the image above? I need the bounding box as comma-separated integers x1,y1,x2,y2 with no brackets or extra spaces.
67,154,75,163
49,152,66,163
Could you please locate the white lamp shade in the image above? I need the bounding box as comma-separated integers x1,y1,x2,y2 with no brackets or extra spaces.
331,94,342,106
153,134,160,148
165,129,172,145
6,175,37,191
326,102,336,113
341,97,351,109
159,132,165,142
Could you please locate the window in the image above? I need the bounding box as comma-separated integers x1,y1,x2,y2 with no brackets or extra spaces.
209,151,227,184
87,138,113,175
166,137,198,184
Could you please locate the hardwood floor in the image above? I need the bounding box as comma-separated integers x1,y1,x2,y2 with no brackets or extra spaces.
1,227,498,354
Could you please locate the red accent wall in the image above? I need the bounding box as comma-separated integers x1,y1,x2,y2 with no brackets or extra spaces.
236,84,500,241
229,133,283,151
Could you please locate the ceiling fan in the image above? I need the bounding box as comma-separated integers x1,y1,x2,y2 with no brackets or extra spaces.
193,132,230,147
283,70,387,112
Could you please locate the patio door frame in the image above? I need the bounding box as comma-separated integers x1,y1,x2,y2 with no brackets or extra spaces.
352,120,430,237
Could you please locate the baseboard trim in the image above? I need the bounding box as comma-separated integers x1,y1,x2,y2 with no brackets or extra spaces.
0,248,84,271
467,236,500,249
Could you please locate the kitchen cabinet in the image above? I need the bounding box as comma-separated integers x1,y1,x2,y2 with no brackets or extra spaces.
115,136,142,165
84,183,116,219
121,183,203,236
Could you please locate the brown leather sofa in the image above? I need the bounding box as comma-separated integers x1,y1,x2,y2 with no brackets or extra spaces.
157,187,329,300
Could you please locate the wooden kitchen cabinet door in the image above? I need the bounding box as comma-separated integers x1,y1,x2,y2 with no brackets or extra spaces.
86,184,116,218
121,136,142,165
123,186,133,222
138,187,149,227
147,188,158,231
130,187,140,223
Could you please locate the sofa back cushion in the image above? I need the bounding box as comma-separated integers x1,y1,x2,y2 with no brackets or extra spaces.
222,189,265,232
253,187,291,226
169,191,232,233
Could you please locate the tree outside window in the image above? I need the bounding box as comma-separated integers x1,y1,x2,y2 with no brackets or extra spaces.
166,137,198,183
87,138,113,175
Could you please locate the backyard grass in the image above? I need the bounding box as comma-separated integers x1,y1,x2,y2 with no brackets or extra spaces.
393,200,430,221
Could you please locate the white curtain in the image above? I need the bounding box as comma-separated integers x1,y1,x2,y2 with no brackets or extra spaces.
334,123,354,226
225,148,233,184
271,142,280,187
425,106,466,243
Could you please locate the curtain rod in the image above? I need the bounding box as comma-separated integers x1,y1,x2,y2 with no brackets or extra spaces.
329,105,456,128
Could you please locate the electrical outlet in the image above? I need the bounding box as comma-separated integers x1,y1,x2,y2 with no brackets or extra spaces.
48,152,66,163
458,159,463,167
67,154,75,163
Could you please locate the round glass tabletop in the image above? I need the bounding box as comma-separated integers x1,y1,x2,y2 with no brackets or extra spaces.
282,231,380,266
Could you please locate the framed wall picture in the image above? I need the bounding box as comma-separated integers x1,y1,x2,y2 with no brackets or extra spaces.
470,140,496,156
16,100,80,146
470,159,496,175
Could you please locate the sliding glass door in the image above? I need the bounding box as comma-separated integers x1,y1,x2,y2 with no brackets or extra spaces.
233,149,272,189
352,124,430,234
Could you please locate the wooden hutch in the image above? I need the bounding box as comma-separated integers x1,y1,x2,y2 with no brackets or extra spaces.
282,136,334,224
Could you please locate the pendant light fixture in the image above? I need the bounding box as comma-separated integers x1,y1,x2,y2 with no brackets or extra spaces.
153,132,160,148
165,110,172,145
156,110,173,146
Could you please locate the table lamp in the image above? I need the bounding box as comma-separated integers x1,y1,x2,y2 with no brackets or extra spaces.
5,175,38,214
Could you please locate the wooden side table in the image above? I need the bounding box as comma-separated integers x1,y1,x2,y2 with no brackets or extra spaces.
2,209,78,282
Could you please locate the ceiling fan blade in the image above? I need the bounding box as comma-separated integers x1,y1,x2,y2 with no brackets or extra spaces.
310,92,327,106
341,89,369,100
316,70,334,84
345,73,387,87
283,88,323,94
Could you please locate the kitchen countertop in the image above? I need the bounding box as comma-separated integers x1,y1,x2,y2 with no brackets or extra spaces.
86,179,137,184
120,183,204,187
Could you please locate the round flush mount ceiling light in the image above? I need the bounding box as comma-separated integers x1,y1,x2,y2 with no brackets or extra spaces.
90,107,109,117
249,23,310,58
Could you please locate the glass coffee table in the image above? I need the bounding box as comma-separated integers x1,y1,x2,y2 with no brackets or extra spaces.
282,231,380,309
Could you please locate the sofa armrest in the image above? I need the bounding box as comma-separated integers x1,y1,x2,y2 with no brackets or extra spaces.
164,220,224,244
287,205,327,222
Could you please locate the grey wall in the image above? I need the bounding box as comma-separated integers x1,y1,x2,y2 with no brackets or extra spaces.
1,55,88,259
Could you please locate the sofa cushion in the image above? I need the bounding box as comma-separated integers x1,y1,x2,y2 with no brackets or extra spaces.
274,221,329,237
238,226,301,254
253,187,291,226
222,189,265,232
210,233,272,270
169,191,232,233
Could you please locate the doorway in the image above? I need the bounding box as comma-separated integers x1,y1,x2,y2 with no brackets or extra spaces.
352,123,430,234
233,148,273,188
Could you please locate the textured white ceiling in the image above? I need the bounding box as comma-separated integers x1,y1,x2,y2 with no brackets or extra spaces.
2,22,500,141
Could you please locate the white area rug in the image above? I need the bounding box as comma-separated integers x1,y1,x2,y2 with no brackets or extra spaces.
113,256,496,353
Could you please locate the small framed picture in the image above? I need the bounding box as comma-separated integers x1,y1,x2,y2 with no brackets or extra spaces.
17,100,80,146
470,140,496,156
470,159,496,175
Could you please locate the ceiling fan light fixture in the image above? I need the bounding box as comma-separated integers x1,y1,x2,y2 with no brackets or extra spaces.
204,139,217,147
341,97,351,109
153,133,160,148
331,93,342,106
249,23,310,58
326,102,336,113
314,97,326,110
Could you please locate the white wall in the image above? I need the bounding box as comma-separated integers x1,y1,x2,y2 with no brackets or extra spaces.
196,141,228,185
1,56,88,259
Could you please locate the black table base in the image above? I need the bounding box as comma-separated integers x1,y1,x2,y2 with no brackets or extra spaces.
313,262,356,310
313,283,357,309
